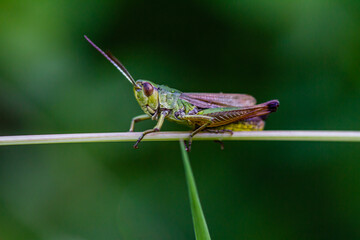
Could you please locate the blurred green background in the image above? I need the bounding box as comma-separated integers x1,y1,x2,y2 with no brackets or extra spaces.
1,0,360,239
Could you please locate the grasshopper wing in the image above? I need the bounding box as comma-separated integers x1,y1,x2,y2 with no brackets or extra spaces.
199,100,279,127
180,93,256,109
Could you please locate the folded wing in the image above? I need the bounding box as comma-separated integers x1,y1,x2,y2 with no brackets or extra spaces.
199,100,279,127
180,93,256,109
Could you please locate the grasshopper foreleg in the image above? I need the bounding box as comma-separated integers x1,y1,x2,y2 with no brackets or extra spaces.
133,110,169,149
129,114,151,132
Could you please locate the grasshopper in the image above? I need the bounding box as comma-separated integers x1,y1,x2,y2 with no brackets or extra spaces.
85,36,279,151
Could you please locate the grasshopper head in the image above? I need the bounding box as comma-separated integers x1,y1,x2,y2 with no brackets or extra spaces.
134,80,160,116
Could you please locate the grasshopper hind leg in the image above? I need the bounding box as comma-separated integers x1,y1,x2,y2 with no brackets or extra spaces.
186,122,211,152
178,114,214,152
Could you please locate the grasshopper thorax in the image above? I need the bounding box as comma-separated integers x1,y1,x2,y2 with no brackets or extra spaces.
134,80,160,117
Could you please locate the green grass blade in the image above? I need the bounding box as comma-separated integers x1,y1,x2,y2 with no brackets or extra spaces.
180,140,211,240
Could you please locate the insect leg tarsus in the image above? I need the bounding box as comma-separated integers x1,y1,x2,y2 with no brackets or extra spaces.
133,128,160,149
213,140,225,150
183,140,191,152
129,114,151,132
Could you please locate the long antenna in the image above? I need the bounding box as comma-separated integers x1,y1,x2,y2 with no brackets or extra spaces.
84,35,139,88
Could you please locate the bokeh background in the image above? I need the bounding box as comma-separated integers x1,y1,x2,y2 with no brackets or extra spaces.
1,0,360,239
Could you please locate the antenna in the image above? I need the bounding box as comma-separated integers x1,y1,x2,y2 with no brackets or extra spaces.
84,35,139,88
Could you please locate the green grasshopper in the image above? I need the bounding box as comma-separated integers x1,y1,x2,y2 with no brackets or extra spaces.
85,36,279,151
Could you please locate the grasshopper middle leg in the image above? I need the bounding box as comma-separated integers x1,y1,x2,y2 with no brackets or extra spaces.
179,115,214,151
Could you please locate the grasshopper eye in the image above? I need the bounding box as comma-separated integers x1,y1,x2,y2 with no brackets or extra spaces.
143,82,154,97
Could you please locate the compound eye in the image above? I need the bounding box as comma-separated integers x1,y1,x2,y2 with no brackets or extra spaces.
143,82,154,97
